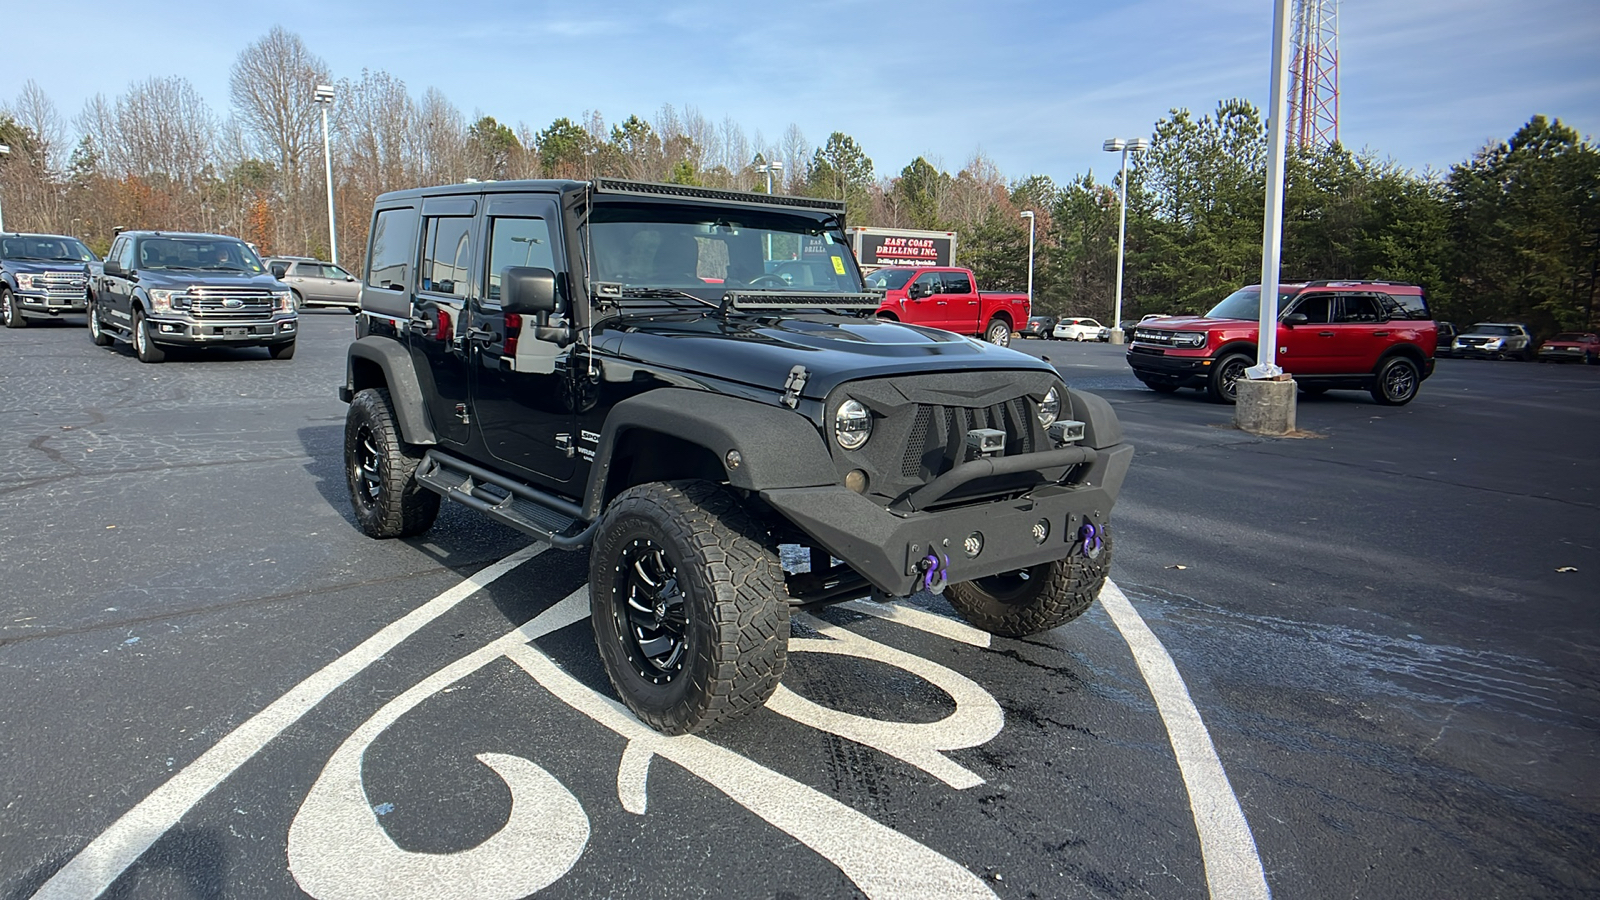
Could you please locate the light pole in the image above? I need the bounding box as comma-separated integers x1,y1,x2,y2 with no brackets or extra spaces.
756,160,784,261
314,84,338,265
0,143,11,234
1020,210,1036,308
1102,137,1149,344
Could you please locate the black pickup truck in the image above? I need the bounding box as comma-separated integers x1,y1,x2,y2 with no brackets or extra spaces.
340,179,1133,734
87,231,298,362
1,232,97,328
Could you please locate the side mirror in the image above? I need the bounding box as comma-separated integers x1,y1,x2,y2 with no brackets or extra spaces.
502,266,558,314
1283,313,1308,327
909,282,931,300
346,275,356,282
103,260,124,277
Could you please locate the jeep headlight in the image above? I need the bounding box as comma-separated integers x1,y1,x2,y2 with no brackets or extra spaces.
834,399,872,451
272,290,293,312
1037,386,1061,427
15,274,38,290
148,289,183,312
1172,331,1207,348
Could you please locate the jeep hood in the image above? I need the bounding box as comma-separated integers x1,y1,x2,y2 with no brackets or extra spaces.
601,312,1056,398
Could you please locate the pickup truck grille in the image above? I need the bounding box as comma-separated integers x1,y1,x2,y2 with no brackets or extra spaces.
188,287,277,319
1132,329,1176,345
36,271,88,303
901,399,1036,480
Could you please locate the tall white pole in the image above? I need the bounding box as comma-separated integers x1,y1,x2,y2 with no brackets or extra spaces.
0,143,10,233
1252,0,1294,378
1022,211,1035,306
1111,149,1130,344
320,104,338,265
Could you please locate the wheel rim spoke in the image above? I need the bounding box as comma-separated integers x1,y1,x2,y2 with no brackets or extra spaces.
613,538,688,678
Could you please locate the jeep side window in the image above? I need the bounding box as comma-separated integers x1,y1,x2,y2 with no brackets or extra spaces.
368,207,418,291
1288,294,1331,323
942,271,973,294
484,217,555,303
421,216,474,297
1335,295,1382,323
1380,292,1431,321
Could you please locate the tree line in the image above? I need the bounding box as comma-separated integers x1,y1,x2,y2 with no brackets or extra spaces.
0,27,1594,336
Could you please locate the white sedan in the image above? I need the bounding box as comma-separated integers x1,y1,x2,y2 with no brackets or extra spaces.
1052,317,1110,341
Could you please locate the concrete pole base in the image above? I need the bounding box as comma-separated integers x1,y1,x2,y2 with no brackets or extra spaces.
1234,377,1297,435
1108,331,1125,345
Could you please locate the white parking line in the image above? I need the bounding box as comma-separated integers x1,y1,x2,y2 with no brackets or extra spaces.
30,544,547,900
1099,580,1272,900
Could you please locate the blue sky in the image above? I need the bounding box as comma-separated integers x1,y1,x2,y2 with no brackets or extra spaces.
4,0,1595,185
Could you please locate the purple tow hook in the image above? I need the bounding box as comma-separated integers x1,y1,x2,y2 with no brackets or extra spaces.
1079,522,1103,555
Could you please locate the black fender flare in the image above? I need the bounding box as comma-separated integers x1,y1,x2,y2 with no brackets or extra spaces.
582,388,838,520
343,336,438,445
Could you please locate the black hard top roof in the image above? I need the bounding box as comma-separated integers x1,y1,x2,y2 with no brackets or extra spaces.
375,178,845,215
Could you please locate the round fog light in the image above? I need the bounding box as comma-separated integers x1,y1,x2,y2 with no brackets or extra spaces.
1032,519,1050,544
963,531,984,558
845,469,869,493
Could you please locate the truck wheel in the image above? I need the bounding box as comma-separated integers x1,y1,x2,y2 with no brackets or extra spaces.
88,299,113,346
291,290,305,311
268,340,296,360
1206,352,1251,403
344,388,440,538
1370,356,1420,406
946,527,1114,638
590,480,789,735
133,309,165,363
2,288,25,329
984,319,1011,347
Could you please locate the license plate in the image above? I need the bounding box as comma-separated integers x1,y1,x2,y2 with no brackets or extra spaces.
225,326,248,337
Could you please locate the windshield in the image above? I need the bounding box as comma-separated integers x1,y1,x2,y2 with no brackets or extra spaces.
863,269,915,291
1469,324,1520,336
1550,333,1589,342
135,237,264,273
1206,287,1300,321
589,202,862,300
0,235,96,262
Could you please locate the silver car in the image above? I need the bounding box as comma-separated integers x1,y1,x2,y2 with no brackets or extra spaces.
266,257,360,311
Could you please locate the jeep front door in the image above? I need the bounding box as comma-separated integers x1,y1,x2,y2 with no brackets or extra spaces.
468,198,577,484
1277,292,1336,373
409,202,478,445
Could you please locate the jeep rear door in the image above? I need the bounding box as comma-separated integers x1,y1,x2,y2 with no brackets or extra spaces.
1327,293,1389,373
467,194,577,484
410,196,479,445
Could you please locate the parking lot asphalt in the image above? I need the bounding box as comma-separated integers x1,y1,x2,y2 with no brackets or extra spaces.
1,318,1596,899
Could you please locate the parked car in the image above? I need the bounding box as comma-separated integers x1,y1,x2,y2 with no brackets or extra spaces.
1120,313,1170,342
339,177,1130,735
1020,315,1057,339
1453,323,1533,360
1125,280,1437,405
87,231,296,362
264,256,360,311
1434,321,1458,358
865,266,1031,346
1,232,97,328
1053,317,1109,342
1537,332,1600,364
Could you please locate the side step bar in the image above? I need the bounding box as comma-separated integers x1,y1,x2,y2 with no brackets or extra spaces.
415,450,598,549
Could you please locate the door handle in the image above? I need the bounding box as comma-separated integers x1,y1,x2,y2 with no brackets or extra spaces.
1372,331,1390,337
1318,331,1334,337
936,301,948,306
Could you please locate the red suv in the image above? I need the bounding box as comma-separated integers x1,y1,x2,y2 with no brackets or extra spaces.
1125,281,1437,405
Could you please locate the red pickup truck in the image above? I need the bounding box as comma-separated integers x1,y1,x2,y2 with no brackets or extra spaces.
863,266,1031,347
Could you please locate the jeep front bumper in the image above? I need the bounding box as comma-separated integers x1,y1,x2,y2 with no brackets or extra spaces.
762,442,1134,596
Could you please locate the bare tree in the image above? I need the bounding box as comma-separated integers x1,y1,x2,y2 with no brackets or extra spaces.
230,26,331,250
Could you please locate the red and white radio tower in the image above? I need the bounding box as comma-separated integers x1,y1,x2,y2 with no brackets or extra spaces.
1288,0,1340,148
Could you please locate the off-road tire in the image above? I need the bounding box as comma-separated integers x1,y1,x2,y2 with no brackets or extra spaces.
2,288,25,329
1370,356,1420,406
133,309,165,363
268,340,296,360
1206,352,1251,403
984,319,1011,347
88,299,112,346
590,480,789,735
946,527,1114,638
344,387,440,538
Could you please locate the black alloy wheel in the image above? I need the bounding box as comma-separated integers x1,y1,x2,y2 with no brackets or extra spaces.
613,539,690,683
1370,356,1420,406
344,387,440,538
1207,352,1251,403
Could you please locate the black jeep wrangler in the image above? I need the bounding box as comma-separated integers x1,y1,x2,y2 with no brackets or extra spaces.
340,179,1133,734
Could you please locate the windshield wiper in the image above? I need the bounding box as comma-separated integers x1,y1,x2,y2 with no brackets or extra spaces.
617,287,718,308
